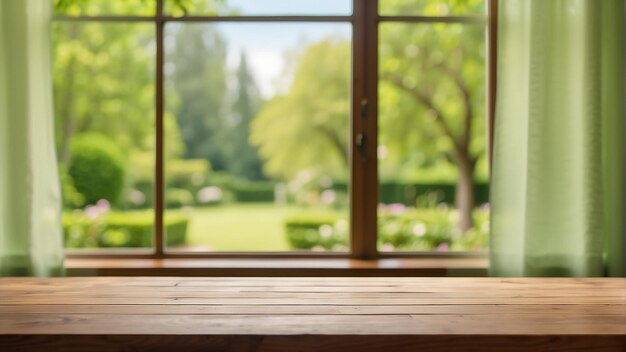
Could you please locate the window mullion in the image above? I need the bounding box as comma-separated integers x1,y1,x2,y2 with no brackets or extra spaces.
154,0,165,258
351,0,379,259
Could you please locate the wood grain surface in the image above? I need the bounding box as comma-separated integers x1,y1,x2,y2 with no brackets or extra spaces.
0,277,624,351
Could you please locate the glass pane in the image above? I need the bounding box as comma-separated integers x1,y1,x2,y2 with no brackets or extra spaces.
165,0,352,17
164,23,351,252
52,22,156,250
378,23,488,252
380,0,485,16
53,0,155,16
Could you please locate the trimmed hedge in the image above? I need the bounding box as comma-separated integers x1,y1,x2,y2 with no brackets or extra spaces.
284,214,348,250
231,182,275,203
63,211,188,248
333,182,489,206
284,208,489,251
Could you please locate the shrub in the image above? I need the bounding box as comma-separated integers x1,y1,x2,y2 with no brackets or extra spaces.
58,164,84,208
63,211,188,248
284,207,489,251
284,214,348,250
68,133,126,206
231,182,275,203
166,159,211,190
339,181,489,206
165,188,194,208
377,206,457,251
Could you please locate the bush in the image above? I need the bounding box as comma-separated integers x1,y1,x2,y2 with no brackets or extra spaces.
284,207,489,251
378,207,490,251
335,181,489,206
377,207,457,250
165,188,194,208
166,159,211,190
231,182,275,203
68,133,126,206
284,214,348,250
59,164,84,208
63,211,188,248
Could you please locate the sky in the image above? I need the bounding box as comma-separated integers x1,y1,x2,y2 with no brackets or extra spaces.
220,23,351,98
213,0,353,98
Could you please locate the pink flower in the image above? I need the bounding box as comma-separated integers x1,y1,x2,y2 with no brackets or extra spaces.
436,243,449,252
85,199,111,219
386,203,406,215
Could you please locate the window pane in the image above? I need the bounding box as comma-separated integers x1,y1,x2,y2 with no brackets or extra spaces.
53,22,156,250
53,0,155,16
165,0,352,17
378,23,488,252
379,0,485,16
164,23,351,252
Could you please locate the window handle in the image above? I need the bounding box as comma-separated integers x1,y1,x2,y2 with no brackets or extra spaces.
356,133,367,162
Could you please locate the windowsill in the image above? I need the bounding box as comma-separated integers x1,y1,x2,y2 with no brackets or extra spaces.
65,257,488,277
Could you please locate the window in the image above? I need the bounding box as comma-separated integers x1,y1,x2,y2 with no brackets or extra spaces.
53,0,490,260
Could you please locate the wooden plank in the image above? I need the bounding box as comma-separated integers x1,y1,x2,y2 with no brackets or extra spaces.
1,276,621,286
3,296,625,305
0,304,624,316
0,278,624,351
1,313,625,335
3,286,624,297
1,335,624,352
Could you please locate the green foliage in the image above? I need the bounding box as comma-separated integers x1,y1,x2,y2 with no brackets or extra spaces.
68,133,126,206
378,20,487,178
231,182,275,203
377,182,489,206
63,211,188,248
54,0,155,16
222,53,265,181
52,21,155,164
380,0,484,16
165,188,195,209
378,207,489,250
167,24,229,168
58,164,85,208
167,159,211,189
251,38,351,180
284,207,489,251
284,214,348,251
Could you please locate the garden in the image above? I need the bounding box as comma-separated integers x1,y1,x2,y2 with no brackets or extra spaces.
54,0,489,253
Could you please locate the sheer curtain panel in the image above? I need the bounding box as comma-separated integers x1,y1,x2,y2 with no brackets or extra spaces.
0,0,64,276
490,0,625,277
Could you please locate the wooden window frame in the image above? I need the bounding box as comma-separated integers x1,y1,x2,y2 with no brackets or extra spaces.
57,0,497,266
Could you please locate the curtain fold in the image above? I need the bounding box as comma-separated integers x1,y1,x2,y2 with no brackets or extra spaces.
490,0,625,277
0,0,64,276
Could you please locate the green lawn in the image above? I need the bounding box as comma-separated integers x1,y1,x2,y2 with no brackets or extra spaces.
174,203,328,251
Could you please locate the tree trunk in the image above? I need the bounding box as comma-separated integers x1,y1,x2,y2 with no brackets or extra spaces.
455,151,476,234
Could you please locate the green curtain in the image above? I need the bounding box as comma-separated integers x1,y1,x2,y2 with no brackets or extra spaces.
0,0,64,276
490,0,625,277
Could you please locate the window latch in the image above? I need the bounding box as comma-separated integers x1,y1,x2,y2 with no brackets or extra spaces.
356,133,367,162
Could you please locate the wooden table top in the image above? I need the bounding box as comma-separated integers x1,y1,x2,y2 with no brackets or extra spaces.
0,277,625,351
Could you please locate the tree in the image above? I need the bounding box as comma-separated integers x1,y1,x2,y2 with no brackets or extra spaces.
251,0,486,233
251,38,351,181
379,0,486,232
52,21,155,163
167,24,229,169
224,53,264,180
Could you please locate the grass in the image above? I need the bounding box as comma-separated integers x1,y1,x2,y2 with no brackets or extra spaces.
171,203,341,251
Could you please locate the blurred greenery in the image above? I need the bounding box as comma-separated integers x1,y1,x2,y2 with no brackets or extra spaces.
52,0,489,251
285,206,489,251
63,210,188,248
68,133,126,206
